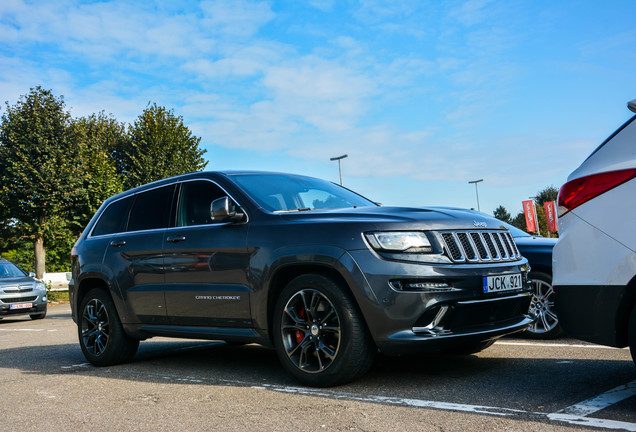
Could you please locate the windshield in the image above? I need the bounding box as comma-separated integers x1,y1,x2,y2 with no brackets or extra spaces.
0,261,27,278
230,173,377,212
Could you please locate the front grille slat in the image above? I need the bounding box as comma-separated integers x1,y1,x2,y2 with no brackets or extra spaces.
441,233,463,261
439,230,521,264
483,233,499,259
492,233,508,259
1,296,38,303
456,233,476,260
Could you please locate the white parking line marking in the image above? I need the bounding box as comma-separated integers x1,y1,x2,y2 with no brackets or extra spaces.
547,414,636,431
61,363,90,369
254,384,529,417
496,341,629,350
62,345,636,431
546,380,636,431
558,380,636,417
0,328,57,332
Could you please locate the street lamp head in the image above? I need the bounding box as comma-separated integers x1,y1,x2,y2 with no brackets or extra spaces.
330,154,348,161
468,179,483,184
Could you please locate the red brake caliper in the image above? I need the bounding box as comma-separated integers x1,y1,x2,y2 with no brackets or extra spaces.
295,307,307,343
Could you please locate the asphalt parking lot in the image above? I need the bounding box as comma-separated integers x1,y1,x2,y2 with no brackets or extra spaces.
1,303,634,432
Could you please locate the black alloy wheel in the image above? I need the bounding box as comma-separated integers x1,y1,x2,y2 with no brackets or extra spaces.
79,288,139,366
81,297,110,357
273,274,375,387
280,288,341,373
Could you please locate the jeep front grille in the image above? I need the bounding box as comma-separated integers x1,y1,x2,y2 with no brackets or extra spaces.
439,231,520,263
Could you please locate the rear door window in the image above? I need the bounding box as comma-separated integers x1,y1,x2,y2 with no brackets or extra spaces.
128,185,176,232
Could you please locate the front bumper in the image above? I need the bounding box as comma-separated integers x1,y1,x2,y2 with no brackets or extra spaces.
0,292,48,317
343,250,533,354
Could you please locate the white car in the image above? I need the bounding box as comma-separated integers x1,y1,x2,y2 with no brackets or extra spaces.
554,98,636,366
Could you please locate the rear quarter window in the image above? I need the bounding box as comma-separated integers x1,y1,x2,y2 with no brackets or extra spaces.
91,196,134,236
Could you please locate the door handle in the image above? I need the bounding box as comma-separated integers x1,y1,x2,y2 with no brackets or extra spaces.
109,240,126,247
167,235,186,243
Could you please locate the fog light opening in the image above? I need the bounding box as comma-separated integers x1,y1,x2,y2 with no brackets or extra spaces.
390,280,455,292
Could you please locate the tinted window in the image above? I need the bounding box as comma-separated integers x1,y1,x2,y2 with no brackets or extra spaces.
92,196,134,236
177,180,228,226
230,173,376,212
128,185,175,232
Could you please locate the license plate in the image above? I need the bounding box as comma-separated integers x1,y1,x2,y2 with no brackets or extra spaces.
483,273,522,293
10,303,33,310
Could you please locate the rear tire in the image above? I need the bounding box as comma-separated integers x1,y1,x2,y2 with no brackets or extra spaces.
273,273,376,387
78,288,139,366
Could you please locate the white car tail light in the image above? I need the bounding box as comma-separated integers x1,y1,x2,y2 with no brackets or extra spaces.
557,168,636,216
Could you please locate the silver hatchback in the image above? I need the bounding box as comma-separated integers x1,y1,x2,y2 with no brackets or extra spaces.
0,258,47,320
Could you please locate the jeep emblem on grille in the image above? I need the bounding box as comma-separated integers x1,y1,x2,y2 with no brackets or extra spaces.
473,221,487,228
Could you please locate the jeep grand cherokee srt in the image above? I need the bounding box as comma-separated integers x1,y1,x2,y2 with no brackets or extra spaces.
70,171,533,386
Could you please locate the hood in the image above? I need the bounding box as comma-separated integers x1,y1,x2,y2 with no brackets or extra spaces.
0,276,37,286
280,206,507,231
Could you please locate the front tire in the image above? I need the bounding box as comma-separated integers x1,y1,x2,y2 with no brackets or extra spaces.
78,288,139,366
273,274,376,387
30,311,46,320
522,271,562,339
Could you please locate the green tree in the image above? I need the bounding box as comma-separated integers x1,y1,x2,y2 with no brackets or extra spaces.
0,86,86,277
511,211,527,232
69,112,125,230
493,205,512,223
534,186,558,206
122,103,207,189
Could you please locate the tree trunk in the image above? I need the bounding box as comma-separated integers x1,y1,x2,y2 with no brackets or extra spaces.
35,236,46,279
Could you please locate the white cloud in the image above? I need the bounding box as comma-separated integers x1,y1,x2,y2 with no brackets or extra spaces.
1,0,632,216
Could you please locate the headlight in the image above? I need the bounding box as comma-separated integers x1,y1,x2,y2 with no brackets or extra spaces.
365,232,433,253
34,282,46,291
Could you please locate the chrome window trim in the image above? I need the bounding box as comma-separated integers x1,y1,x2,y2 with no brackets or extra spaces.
88,193,136,239
173,178,250,228
88,177,249,239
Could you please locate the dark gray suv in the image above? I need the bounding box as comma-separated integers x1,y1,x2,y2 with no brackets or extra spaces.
70,171,533,386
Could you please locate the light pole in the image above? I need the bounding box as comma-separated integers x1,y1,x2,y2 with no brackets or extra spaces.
330,154,348,185
468,179,483,211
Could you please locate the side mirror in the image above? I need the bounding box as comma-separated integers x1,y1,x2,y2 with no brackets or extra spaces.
211,197,245,223
28,272,36,278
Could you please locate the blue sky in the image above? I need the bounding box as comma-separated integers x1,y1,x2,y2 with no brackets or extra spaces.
1,0,635,216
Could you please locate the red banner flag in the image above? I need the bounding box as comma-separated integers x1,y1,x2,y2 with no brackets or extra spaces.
522,200,537,233
544,200,558,232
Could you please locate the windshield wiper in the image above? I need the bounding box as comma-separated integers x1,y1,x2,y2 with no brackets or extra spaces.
274,208,312,213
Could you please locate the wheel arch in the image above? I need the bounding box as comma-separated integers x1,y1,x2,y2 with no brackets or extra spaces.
74,275,129,324
616,274,636,345
73,277,106,319
265,263,367,345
